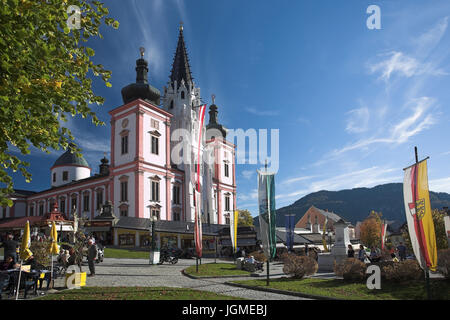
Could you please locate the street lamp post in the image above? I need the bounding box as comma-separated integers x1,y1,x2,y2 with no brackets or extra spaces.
149,216,159,265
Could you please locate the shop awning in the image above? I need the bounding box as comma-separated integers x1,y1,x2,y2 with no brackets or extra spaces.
84,226,110,232
221,238,257,246
56,225,73,232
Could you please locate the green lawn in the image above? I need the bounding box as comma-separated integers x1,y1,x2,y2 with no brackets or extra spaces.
233,277,450,300
184,262,251,277
104,247,150,259
37,286,243,300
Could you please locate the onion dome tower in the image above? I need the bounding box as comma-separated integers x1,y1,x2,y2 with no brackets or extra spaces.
121,47,161,105
206,94,227,139
50,144,91,187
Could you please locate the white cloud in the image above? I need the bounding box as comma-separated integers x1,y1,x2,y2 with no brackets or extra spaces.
429,176,450,193
241,170,255,180
245,107,279,117
345,107,370,134
414,17,449,57
369,51,448,82
280,175,316,185
276,167,400,202
237,189,258,202
333,97,436,156
369,51,420,81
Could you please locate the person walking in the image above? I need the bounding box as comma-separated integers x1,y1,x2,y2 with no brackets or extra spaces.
396,242,407,261
0,234,19,263
87,239,98,277
347,244,355,258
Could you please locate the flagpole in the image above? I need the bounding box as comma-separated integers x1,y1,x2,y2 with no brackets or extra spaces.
413,146,431,300
15,260,23,300
265,159,270,286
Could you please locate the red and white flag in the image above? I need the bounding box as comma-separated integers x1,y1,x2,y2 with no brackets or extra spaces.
381,221,388,250
194,190,202,257
193,104,206,258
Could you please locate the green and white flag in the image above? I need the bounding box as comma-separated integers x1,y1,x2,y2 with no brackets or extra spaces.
257,170,277,260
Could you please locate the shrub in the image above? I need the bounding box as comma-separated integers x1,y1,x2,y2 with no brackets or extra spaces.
248,251,267,263
29,240,52,267
279,252,291,264
381,260,422,282
380,249,393,261
334,258,367,281
283,255,318,279
437,249,450,279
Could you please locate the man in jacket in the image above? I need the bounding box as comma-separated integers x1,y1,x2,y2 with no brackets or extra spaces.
0,234,18,263
87,239,98,277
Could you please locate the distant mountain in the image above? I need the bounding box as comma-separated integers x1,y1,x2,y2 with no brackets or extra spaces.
253,183,450,227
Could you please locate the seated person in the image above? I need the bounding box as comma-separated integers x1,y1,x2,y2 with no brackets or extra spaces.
1,255,19,270
247,255,255,264
23,255,44,271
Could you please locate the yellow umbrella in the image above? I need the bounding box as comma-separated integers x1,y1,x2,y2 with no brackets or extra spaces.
16,221,33,300
49,221,59,289
20,220,33,261
49,221,59,255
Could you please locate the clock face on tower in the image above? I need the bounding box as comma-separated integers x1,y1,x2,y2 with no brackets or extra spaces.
122,118,129,128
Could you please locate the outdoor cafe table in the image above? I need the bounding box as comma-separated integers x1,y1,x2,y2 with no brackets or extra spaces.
1,269,49,298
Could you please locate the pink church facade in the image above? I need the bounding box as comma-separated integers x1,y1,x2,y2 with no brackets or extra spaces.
0,26,237,249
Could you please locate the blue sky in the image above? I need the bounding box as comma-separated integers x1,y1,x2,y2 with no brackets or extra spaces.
10,0,450,217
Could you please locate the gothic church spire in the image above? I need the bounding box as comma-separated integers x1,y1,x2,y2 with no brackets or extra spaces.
170,23,194,90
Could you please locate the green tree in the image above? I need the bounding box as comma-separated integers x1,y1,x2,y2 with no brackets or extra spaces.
0,0,119,206
237,209,254,227
360,210,383,248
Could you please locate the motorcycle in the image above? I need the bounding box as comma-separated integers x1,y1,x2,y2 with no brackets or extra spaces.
96,244,104,263
158,249,178,265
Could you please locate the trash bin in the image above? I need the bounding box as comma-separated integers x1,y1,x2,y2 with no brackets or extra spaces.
236,257,245,270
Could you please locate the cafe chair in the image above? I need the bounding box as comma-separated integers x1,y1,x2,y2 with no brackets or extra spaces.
0,273,10,300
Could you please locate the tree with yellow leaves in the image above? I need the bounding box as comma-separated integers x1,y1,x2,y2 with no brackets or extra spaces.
360,210,383,248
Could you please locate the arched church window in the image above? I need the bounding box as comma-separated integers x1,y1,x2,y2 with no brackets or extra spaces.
170,100,174,109
181,91,185,99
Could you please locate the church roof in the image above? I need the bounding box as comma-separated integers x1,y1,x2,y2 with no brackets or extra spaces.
169,25,193,89
52,147,90,168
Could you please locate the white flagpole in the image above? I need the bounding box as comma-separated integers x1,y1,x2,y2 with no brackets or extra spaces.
15,260,23,300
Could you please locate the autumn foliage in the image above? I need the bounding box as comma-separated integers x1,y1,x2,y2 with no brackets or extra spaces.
360,211,382,248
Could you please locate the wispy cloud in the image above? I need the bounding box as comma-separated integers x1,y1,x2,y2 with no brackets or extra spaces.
245,107,279,117
297,117,310,125
429,176,450,193
241,170,255,180
369,51,421,81
280,175,317,185
345,107,370,134
368,17,449,82
414,16,449,58
333,97,436,156
237,189,258,202
276,166,400,202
